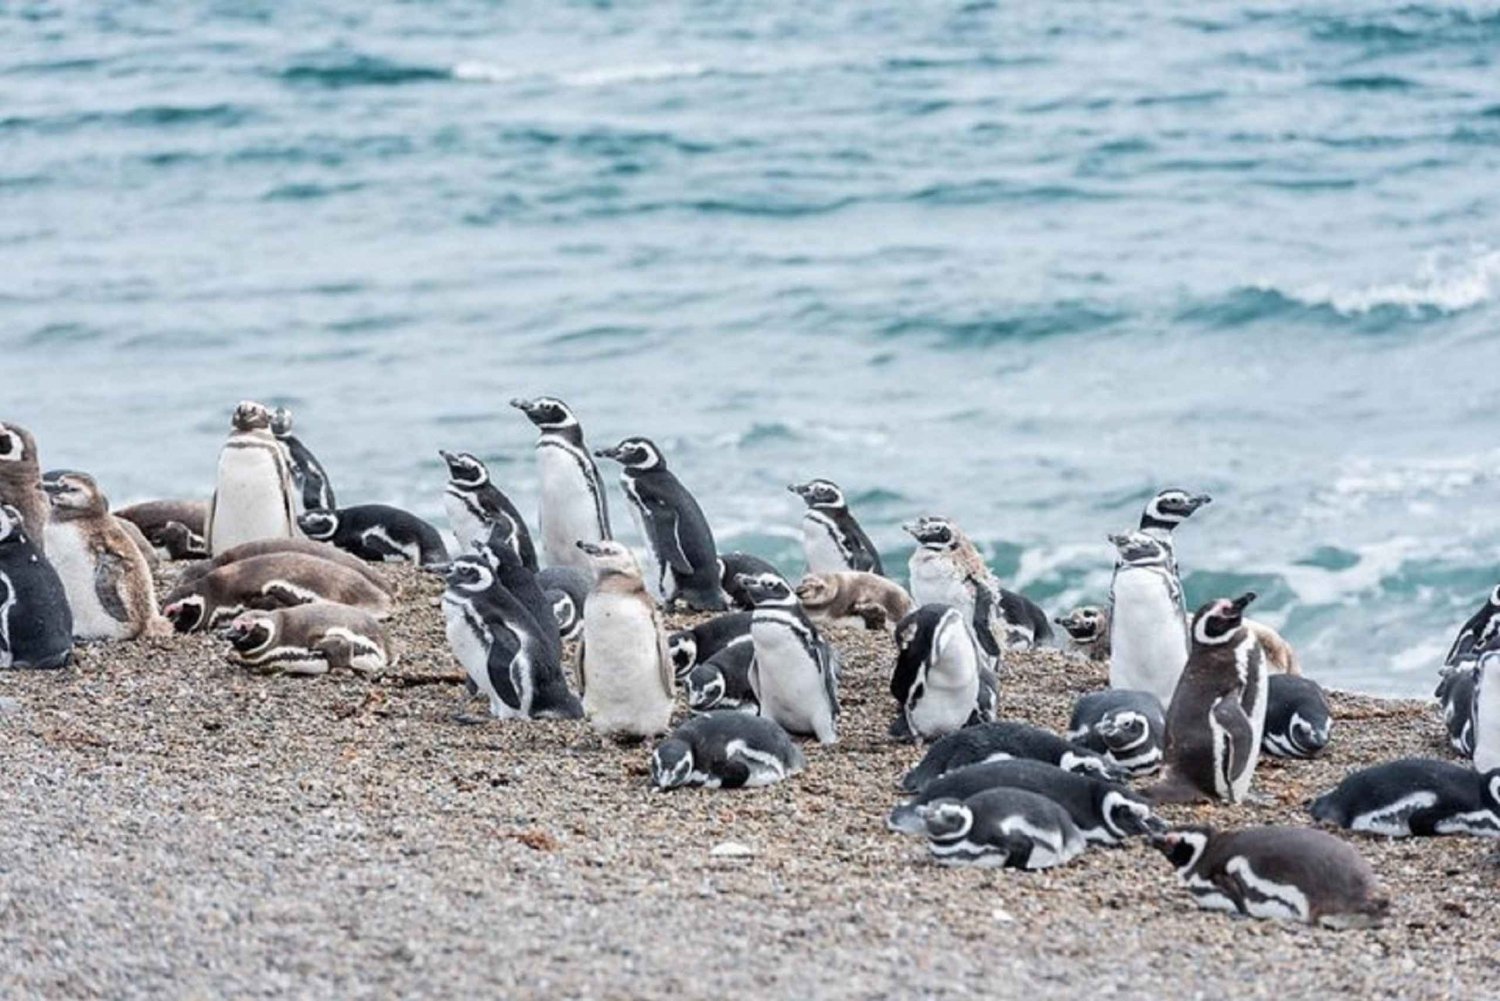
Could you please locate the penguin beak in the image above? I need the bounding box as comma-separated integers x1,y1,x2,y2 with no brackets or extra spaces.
901,521,920,537
1230,591,1257,613
788,482,809,497
1190,493,1212,509
1148,829,1177,849
508,398,533,412
593,446,621,461
1107,532,1130,547
576,540,603,556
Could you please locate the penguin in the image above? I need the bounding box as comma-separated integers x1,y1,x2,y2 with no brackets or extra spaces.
0,421,49,553
718,552,785,610
1309,758,1500,837
1262,674,1332,759
0,503,72,669
1471,634,1500,773
510,396,611,571
1152,593,1268,804
173,537,396,598
788,479,883,575
739,571,841,744
888,758,1158,846
1107,531,1189,707
440,555,583,722
595,437,726,611
899,719,1123,793
650,712,805,791
1437,663,1478,756
915,789,1086,870
1055,605,1110,662
219,604,394,676
537,565,592,645
685,642,758,714
439,450,536,568
204,401,299,555
114,499,210,560
795,572,915,632
576,540,674,739
41,470,168,641
162,552,394,633
269,407,336,514
888,604,983,743
1152,825,1389,928
1067,689,1166,777
474,521,562,664
297,505,448,568
668,611,752,681
1444,584,1500,668
1137,487,1211,563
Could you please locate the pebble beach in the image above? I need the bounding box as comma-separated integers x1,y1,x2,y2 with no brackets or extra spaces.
3,564,1497,1000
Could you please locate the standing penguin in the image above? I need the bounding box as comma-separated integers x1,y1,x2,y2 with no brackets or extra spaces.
788,479,883,575
269,407,336,514
0,503,72,669
739,571,841,744
576,540,674,740
205,401,298,555
904,515,1051,656
1445,585,1500,667
595,437,726,611
1153,593,1267,804
297,505,448,568
1107,531,1189,707
439,450,537,568
0,422,49,553
1471,634,1500,772
475,521,562,664
510,397,611,571
889,604,984,743
1137,488,1211,570
440,555,583,722
41,470,168,641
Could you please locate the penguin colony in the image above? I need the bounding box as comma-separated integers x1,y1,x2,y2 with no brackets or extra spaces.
6,402,1500,932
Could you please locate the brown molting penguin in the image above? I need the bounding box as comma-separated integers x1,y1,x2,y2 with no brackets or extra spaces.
173,537,397,598
1151,593,1267,804
162,552,394,633
220,605,395,675
1244,620,1300,676
114,499,210,561
42,470,169,641
1055,605,1110,662
577,540,674,740
794,571,914,632
0,422,49,553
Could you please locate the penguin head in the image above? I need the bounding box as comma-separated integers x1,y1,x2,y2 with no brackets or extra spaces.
231,401,272,432
509,396,577,430
269,407,294,437
685,663,726,710
0,423,34,464
667,630,699,678
793,573,837,609
735,572,795,607
1149,825,1213,873
1191,592,1257,646
903,516,958,551
444,556,495,594
0,503,22,543
593,437,664,472
550,592,580,639
297,510,340,540
650,739,695,790
1140,488,1211,531
894,609,924,651
219,612,275,653
1054,605,1106,642
1108,531,1169,567
577,540,641,578
476,518,522,569
1101,789,1158,839
439,450,489,488
917,799,973,842
41,469,106,517
1094,711,1149,752
1288,713,1330,755
163,595,208,633
788,479,845,511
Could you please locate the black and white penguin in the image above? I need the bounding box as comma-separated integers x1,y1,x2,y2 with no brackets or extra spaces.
576,540,674,739
41,470,168,641
1437,663,1478,756
0,422,49,553
1444,585,1500,667
685,641,757,714
1153,593,1267,804
788,479,883,576
718,552,785,610
899,720,1122,793
1152,825,1388,928
1137,488,1211,567
915,789,1086,870
474,522,563,664
1067,689,1166,777
739,571,840,744
888,604,984,743
269,407,337,514
510,397,611,572
1471,635,1500,773
440,555,583,722
650,712,805,791
0,503,72,669
162,552,394,633
439,450,537,569
1309,758,1500,837
904,515,1051,656
888,758,1158,846
1262,674,1332,759
219,604,394,676
1107,531,1189,707
298,505,448,568
667,611,752,681
205,401,299,554
595,437,726,611
114,499,210,561
537,565,591,644
1055,605,1110,662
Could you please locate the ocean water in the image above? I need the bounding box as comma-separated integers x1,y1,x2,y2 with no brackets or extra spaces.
6,1,1500,696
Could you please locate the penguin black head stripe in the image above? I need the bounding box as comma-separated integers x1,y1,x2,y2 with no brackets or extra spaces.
650,740,695,790
0,425,26,463
917,800,974,841
439,450,489,488
297,510,339,540
1109,530,1170,567
789,479,846,511
1192,592,1257,645
510,396,577,431
231,400,273,432
736,572,795,607
1151,826,1210,871
903,516,956,550
220,613,275,654
163,595,208,634
594,437,664,472
270,407,294,437
1055,605,1106,642
1141,489,1211,530
444,557,495,593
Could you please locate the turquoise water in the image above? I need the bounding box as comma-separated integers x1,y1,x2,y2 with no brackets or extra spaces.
6,2,1500,695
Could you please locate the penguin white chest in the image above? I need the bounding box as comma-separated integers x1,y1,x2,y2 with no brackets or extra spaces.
538,444,604,571
620,478,671,600
908,553,970,612
802,514,849,574
443,489,486,550
906,622,980,739
1472,661,1500,772
582,591,671,738
1110,567,1188,705
751,618,836,743
210,445,293,553
44,523,127,640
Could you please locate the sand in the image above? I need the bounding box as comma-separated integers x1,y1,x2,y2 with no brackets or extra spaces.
2,563,1498,1000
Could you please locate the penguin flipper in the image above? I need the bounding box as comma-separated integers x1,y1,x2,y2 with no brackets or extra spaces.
642,497,693,575
315,634,354,672
484,633,524,713
92,551,132,626
718,757,752,789
0,576,12,663
1212,697,1255,801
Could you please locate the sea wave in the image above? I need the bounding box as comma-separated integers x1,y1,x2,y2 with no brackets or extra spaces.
1265,248,1500,316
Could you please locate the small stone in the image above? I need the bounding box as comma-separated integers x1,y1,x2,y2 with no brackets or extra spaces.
709,841,756,858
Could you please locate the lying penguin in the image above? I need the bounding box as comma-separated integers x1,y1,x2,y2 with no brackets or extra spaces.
650,713,805,791
916,789,1086,871
220,605,395,676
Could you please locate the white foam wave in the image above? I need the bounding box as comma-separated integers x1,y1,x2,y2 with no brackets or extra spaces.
558,62,709,87
1266,247,1500,315
451,61,521,84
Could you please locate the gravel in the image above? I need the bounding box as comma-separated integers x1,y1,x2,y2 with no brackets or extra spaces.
2,563,1498,999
